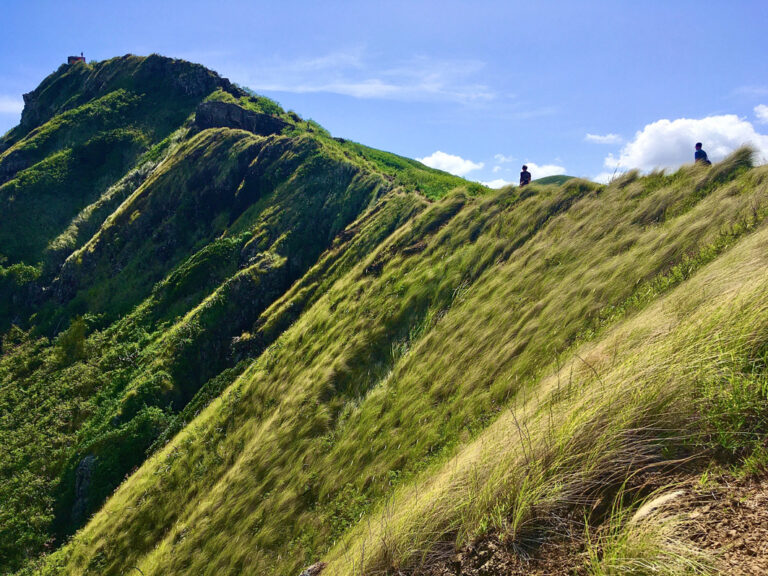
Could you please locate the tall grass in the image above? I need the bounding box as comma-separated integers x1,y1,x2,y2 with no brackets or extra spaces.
323,187,768,574
585,488,713,576
30,152,768,575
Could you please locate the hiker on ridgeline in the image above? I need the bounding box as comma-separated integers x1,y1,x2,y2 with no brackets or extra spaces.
520,165,532,187
695,142,711,166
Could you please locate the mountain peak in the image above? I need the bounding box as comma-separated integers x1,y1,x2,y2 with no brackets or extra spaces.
16,54,243,138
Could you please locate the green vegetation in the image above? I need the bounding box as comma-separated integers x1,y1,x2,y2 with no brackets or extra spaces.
584,489,712,575
2,55,768,576
344,141,487,199
0,54,242,268
535,174,574,185
0,127,148,264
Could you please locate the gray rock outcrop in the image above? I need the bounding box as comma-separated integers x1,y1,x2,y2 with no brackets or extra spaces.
298,562,327,576
71,454,97,525
0,150,28,184
195,101,288,136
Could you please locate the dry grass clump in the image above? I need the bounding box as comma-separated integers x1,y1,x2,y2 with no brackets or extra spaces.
585,489,714,576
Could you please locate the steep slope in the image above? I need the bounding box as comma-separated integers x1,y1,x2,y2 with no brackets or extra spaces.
29,149,768,575
0,56,474,574
0,55,244,266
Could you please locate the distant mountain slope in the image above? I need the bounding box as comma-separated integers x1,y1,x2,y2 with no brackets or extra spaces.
0,55,245,265
2,56,767,576
534,174,574,185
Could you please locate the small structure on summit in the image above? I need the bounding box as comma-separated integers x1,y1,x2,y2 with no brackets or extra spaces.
67,52,85,65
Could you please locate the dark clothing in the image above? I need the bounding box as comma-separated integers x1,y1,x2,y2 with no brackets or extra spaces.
695,149,711,165
520,170,531,186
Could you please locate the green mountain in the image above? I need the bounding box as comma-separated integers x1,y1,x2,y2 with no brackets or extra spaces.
534,174,574,185
1,56,767,576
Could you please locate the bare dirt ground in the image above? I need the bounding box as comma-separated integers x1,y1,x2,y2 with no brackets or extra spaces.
672,473,768,575
418,536,586,576
413,471,768,576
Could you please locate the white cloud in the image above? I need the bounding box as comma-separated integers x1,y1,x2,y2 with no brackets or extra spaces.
489,155,565,179
492,165,502,173
0,96,23,115
417,151,484,177
482,178,514,188
525,161,566,179
604,115,768,172
755,104,768,124
237,51,495,103
593,171,618,184
585,132,622,144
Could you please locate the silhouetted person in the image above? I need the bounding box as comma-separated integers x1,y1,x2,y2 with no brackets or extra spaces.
520,165,531,187
694,142,711,166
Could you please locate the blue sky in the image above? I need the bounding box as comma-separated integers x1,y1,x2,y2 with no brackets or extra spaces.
2,1,768,184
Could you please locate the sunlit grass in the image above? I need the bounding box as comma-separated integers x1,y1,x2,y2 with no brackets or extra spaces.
29,150,768,575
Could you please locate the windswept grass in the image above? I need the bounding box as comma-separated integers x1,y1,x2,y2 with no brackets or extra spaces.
4,56,767,575
29,151,768,576
324,192,768,574
0,126,398,569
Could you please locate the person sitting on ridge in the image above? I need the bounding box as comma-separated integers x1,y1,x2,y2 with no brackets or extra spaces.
520,165,532,187
694,142,711,166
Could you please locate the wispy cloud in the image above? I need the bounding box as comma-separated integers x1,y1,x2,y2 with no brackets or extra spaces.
733,85,768,98
0,96,23,115
493,153,516,163
237,51,496,103
585,132,622,144
417,151,484,176
593,171,618,184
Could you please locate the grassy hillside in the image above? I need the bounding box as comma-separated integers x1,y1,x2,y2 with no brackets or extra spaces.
534,174,574,185
2,56,768,576
0,55,474,574
0,55,244,267
25,150,768,575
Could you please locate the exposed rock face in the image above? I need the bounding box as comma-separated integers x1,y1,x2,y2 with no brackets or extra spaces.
19,72,61,129
70,455,97,525
0,150,28,184
132,54,240,98
195,101,289,136
17,55,246,134
298,562,327,576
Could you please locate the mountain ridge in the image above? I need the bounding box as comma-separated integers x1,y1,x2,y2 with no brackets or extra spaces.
1,55,767,575
0,54,477,573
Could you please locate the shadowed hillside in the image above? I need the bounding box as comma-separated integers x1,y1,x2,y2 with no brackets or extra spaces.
2,56,767,576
